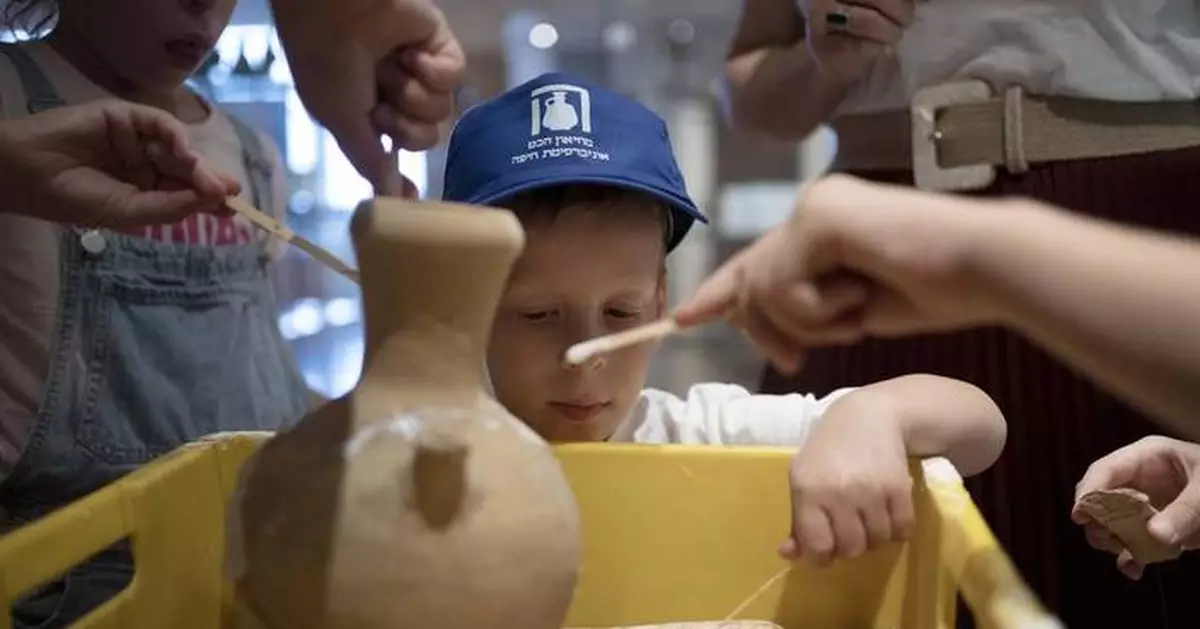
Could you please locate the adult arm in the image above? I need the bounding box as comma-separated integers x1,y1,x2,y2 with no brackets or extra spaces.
675,175,1200,441
721,0,913,140
970,200,1200,440
268,0,464,194
721,0,852,140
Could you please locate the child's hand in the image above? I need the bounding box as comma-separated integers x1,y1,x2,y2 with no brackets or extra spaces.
781,391,915,564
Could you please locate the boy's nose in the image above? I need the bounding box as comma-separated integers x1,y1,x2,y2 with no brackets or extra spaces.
563,349,606,372
562,316,608,370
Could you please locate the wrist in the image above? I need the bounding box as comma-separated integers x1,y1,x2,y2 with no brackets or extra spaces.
826,387,906,438
724,41,853,140
839,373,951,443
960,197,1064,330
791,38,864,95
857,387,915,446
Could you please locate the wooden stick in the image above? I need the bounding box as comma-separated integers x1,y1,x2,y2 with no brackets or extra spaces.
225,195,361,284
564,318,682,366
721,565,792,621
381,143,402,197
564,153,834,368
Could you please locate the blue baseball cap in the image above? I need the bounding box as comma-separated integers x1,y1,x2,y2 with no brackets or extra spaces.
442,72,706,251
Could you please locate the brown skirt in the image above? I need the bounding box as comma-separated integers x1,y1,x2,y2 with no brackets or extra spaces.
760,146,1200,629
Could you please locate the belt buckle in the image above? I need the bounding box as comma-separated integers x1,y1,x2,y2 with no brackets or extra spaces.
911,80,997,192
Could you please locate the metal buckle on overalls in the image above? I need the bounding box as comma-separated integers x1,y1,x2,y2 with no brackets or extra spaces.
79,229,108,255
910,80,998,192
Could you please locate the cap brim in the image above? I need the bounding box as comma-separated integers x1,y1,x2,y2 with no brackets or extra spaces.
462,172,707,250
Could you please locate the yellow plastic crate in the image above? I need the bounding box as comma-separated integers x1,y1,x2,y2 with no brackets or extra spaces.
0,432,1057,629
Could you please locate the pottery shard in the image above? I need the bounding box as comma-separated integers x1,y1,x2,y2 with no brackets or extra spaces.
570,623,783,629
1075,488,1181,564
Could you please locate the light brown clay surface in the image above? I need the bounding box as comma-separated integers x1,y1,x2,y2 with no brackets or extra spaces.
232,199,582,629
1075,488,1180,564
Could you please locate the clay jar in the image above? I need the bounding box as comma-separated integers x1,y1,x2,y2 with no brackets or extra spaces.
232,200,582,629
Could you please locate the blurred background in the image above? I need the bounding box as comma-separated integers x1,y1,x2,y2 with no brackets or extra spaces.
191,0,836,398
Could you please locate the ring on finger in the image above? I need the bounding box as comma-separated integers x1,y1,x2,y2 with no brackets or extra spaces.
824,7,852,35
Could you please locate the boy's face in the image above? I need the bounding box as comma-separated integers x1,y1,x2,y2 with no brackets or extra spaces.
59,0,235,90
489,206,667,443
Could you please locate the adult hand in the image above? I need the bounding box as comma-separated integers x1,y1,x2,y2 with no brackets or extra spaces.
673,174,1002,374
1072,436,1200,579
271,0,466,195
798,0,915,83
0,100,240,227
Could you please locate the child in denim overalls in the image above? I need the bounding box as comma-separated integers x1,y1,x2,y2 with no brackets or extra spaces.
0,1,312,627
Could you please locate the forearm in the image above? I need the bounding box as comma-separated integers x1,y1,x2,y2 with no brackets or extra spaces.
970,201,1200,440
721,44,853,141
268,0,362,34
852,374,1007,476
268,0,394,55
268,0,327,41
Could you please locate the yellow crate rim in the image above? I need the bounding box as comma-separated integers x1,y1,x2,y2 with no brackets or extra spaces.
0,432,1057,629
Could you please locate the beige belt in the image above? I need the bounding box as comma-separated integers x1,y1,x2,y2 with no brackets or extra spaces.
831,80,1200,192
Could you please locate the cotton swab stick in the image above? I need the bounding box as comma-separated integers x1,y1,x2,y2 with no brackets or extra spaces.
564,318,682,366
225,195,361,284
379,137,403,197
564,141,839,368
227,135,411,284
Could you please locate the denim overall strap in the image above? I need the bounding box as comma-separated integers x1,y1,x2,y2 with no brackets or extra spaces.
0,48,311,629
225,114,273,211
0,45,66,113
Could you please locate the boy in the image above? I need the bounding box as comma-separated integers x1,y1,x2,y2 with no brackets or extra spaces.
442,72,1008,562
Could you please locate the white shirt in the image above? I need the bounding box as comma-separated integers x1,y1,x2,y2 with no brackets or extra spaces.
611,383,960,482
838,0,1200,115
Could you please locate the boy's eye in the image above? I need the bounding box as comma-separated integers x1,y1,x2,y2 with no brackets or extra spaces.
519,310,556,322
605,308,639,319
